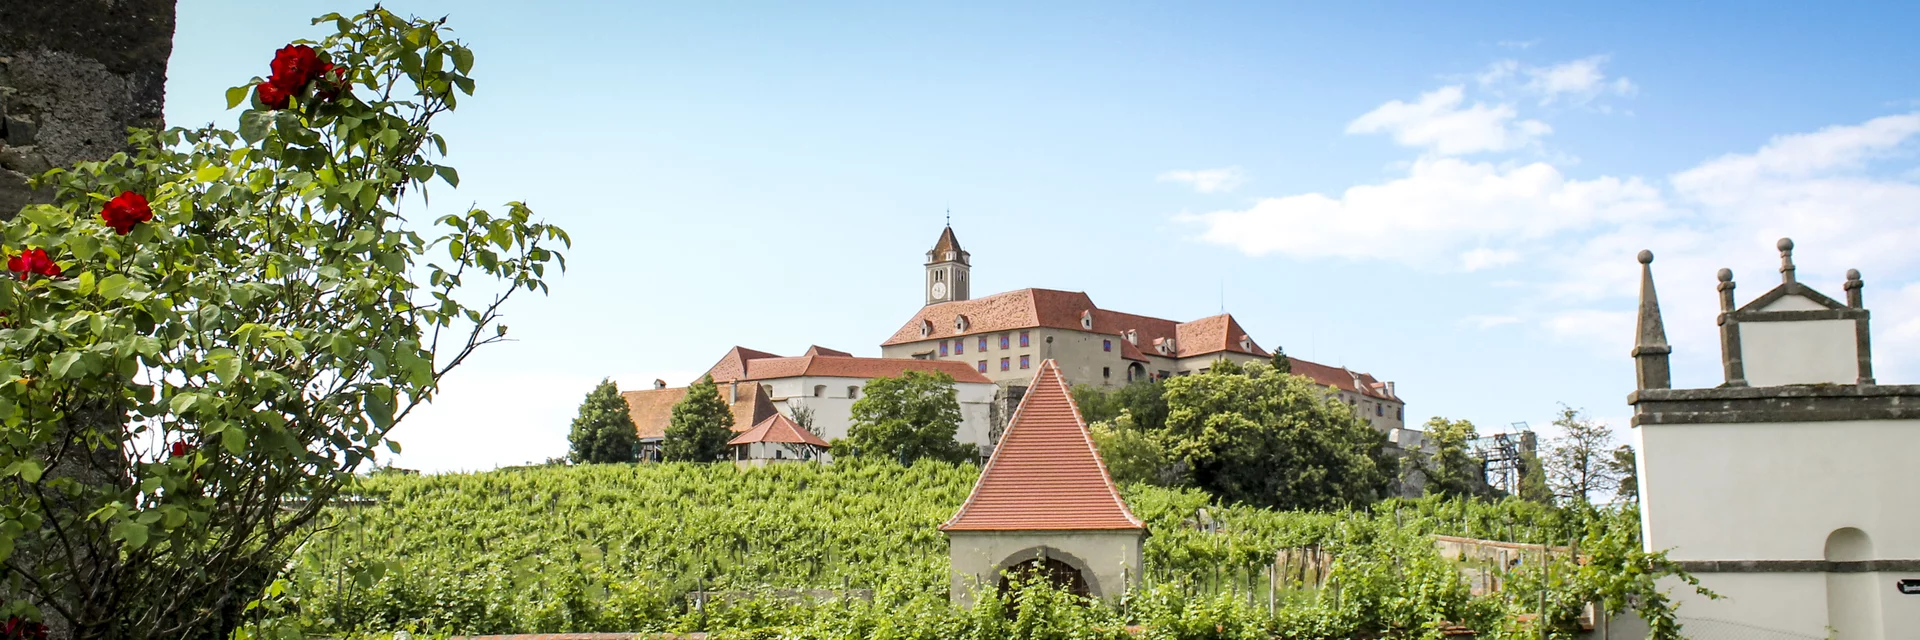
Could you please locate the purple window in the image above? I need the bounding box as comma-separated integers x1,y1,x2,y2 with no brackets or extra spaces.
955,339,964,354
1000,335,1009,350
1019,355,1030,369
1019,331,1030,347
939,341,949,356
978,336,988,351
977,360,987,373
1103,339,1112,352
1000,357,1010,371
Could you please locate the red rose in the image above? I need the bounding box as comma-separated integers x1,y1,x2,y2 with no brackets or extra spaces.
1,617,48,640
100,191,154,235
269,44,325,90
256,80,292,110
171,441,194,458
7,248,59,280
316,62,350,101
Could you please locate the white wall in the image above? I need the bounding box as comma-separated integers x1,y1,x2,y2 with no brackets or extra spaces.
767,376,997,452
946,530,1144,606
1738,319,1858,386
1639,418,1920,639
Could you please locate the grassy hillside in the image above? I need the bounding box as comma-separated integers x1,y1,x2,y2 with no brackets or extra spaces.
278,461,1653,638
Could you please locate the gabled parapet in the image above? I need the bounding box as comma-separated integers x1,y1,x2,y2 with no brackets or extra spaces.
1714,238,1873,388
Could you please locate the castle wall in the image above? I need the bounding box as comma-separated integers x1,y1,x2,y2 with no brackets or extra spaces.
945,530,1144,606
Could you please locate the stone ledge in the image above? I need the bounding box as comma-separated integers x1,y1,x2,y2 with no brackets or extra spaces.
1677,559,1920,573
1629,384,1920,426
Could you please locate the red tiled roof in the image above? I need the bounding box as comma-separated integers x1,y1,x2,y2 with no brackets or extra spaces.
706,346,781,383
804,345,853,358
732,354,993,384
942,360,1144,532
881,289,1264,359
728,413,830,447
930,225,963,257
621,381,776,440
1287,357,1400,402
1175,314,1269,358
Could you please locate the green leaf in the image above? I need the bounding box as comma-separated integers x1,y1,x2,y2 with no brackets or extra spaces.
386,440,402,454
222,425,247,454
226,85,249,109
365,386,394,431
99,274,130,301
239,109,272,143
170,393,200,415
49,352,81,379
75,271,97,296
5,460,42,483
435,165,459,187
196,165,226,182
452,46,474,74
114,520,150,549
213,355,241,385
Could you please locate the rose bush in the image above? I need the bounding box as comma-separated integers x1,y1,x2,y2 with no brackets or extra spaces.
0,9,567,639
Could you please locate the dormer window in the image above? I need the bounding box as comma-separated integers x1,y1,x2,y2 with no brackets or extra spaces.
919,319,933,337
1238,334,1252,351
1125,330,1138,345
1080,310,1094,330
955,314,969,331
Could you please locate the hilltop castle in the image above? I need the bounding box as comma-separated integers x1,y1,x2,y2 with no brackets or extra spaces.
881,225,1413,441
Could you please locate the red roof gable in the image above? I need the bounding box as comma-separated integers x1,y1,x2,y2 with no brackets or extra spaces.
732,354,993,384
882,289,1266,359
707,346,781,383
728,413,830,447
942,360,1144,532
1287,357,1401,402
804,345,853,358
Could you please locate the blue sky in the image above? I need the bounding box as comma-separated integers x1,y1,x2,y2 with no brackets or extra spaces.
168,2,1920,471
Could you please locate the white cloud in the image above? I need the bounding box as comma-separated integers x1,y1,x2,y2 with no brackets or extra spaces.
1157,167,1247,193
1178,157,1664,264
1347,86,1551,155
1464,315,1522,329
1498,39,1541,50
1477,56,1636,107
1461,247,1523,271
1186,110,1920,379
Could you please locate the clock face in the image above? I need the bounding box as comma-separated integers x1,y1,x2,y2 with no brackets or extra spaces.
930,281,948,299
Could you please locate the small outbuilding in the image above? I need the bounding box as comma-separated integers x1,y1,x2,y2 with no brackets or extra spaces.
728,413,830,466
940,359,1145,605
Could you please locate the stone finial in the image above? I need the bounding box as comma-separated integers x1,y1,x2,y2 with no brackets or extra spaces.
1632,250,1672,390
1844,268,1864,308
1777,237,1796,284
1717,268,1736,313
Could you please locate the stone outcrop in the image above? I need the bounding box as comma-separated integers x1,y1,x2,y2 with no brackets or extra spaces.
0,0,176,218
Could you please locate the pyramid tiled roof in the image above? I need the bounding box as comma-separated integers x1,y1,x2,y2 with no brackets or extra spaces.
728,413,830,447
942,360,1144,532
929,225,964,258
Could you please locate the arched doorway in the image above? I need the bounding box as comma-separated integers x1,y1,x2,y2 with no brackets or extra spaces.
1824,527,1884,639
1126,362,1146,383
996,557,1091,599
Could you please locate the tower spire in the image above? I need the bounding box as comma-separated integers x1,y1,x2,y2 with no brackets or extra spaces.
1633,250,1672,390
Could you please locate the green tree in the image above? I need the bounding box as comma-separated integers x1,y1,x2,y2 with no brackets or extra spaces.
0,10,568,638
1607,444,1639,504
846,371,974,464
567,378,639,464
1160,360,1390,510
1070,379,1169,431
1088,411,1175,486
1518,448,1553,503
1269,345,1291,374
663,376,734,462
1421,417,1490,499
1544,405,1620,505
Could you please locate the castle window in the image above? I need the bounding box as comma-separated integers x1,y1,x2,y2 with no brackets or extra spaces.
813,385,826,398
919,320,932,337
955,339,964,354
1126,330,1138,345
1019,331,1030,347
1103,339,1112,352
1000,334,1010,350
955,314,969,331
1157,370,1170,379
1000,357,1010,371
848,386,859,399
978,336,988,351
1019,355,1030,369
1397,408,1404,421
978,360,987,373
1376,403,1384,417
1081,311,1093,330
940,341,949,356
1102,367,1110,378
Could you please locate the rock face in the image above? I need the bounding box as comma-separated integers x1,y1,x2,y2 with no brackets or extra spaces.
0,0,176,218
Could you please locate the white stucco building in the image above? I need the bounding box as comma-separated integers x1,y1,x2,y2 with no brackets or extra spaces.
624,345,999,459
1628,240,1920,639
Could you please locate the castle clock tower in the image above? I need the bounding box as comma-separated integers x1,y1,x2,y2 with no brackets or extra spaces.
925,225,971,306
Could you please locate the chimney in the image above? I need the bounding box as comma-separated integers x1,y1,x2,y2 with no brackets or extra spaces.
1632,250,1672,390
653,379,667,390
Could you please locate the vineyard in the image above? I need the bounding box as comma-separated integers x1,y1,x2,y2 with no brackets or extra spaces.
271,461,1685,639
